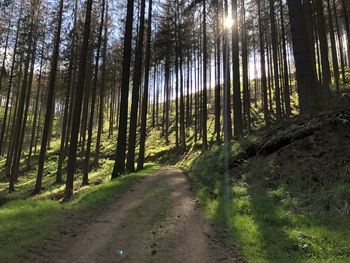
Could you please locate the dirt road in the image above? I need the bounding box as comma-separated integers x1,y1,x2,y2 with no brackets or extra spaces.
26,168,241,262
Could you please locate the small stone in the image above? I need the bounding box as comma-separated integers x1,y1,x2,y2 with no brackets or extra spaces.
151,250,157,256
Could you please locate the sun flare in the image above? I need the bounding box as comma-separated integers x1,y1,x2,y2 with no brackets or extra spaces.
224,16,234,29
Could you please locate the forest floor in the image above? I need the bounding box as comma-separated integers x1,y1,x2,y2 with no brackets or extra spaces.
190,102,350,262
2,90,350,262
22,167,242,263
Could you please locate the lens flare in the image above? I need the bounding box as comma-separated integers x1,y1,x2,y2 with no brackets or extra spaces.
224,16,234,29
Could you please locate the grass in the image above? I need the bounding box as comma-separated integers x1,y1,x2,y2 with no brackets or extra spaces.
195,181,350,263
1,77,349,261
190,128,350,263
0,162,159,262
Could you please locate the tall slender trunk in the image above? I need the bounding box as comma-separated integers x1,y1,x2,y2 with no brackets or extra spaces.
223,0,232,141
79,41,94,154
177,0,186,151
8,34,34,191
215,0,221,145
137,0,153,170
0,8,22,155
26,37,44,170
279,0,290,117
241,0,250,130
15,39,37,176
126,0,146,172
34,0,64,194
258,0,269,125
341,0,350,66
326,0,340,94
231,0,243,137
332,0,346,84
64,0,93,201
56,0,78,182
112,0,134,177
269,0,282,120
315,0,331,101
202,0,208,149
95,0,108,166
83,0,106,185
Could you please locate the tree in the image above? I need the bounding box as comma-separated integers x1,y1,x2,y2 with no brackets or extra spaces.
315,0,331,101
126,0,146,172
83,0,106,185
202,0,208,149
95,0,109,166
64,0,93,201
269,0,282,120
34,0,64,195
257,0,269,124
232,0,243,137
138,0,153,170
112,0,135,177
286,0,319,118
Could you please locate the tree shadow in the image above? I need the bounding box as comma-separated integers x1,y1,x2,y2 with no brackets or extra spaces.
246,186,301,263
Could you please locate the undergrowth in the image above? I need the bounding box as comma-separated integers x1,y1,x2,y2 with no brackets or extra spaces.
190,116,350,263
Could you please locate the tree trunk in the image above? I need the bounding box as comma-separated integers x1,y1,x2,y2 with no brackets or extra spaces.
64,0,93,201
0,11,21,155
34,0,64,194
315,0,331,101
332,0,346,84
223,0,232,142
138,0,153,170
326,0,340,94
341,0,350,66
95,0,108,166
258,0,269,125
215,0,221,145
269,0,282,120
286,0,319,117
112,0,135,177
126,0,146,172
231,0,243,137
279,0,291,117
83,0,106,185
241,0,251,131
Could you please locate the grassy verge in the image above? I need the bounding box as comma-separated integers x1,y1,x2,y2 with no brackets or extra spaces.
0,163,159,262
190,140,350,263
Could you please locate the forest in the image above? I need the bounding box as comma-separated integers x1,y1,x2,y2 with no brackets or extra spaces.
0,0,350,262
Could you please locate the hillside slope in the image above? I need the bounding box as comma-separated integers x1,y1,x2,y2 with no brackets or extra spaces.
190,110,350,263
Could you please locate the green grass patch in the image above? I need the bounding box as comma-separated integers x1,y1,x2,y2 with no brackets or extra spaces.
190,141,350,263
0,163,159,262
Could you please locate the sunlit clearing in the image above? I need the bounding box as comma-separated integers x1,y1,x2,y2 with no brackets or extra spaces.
224,16,234,29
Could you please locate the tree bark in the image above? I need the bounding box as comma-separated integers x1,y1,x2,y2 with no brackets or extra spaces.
137,0,153,170
112,0,135,177
83,0,106,185
126,0,146,172
64,0,93,201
